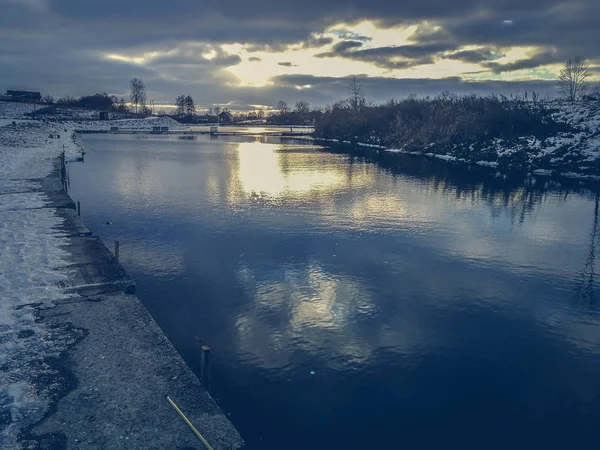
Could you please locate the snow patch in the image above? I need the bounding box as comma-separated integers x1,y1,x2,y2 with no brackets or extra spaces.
0,115,81,445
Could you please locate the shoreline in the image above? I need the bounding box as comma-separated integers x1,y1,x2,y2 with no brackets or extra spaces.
2,128,244,448
287,135,600,183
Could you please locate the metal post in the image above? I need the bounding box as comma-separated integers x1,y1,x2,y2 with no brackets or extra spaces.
200,346,211,390
77,201,81,217
115,240,120,262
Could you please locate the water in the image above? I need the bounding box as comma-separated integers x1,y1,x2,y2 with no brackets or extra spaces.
68,133,600,449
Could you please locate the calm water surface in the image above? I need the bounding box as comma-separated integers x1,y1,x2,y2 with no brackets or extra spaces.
69,134,600,450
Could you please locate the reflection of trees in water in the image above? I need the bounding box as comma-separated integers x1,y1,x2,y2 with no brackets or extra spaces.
573,193,599,307
331,143,599,227
330,143,600,308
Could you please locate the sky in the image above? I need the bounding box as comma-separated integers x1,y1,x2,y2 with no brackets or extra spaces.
0,0,599,111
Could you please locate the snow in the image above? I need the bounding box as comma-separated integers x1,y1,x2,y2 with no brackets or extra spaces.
69,115,185,131
0,121,82,445
0,107,192,445
376,100,600,176
475,160,499,168
0,102,37,119
426,153,457,162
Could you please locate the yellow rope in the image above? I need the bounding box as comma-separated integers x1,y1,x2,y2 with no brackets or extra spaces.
166,395,215,450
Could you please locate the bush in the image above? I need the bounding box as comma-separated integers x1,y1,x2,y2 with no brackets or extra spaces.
315,93,570,151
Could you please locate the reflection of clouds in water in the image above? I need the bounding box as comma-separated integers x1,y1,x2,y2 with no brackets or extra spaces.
322,178,594,281
233,262,437,371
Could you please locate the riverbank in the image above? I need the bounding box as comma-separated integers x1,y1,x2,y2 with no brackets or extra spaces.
315,98,600,179
0,110,244,448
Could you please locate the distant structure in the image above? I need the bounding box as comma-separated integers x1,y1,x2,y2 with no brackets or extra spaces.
4,90,42,102
152,126,169,134
218,111,234,124
98,111,112,120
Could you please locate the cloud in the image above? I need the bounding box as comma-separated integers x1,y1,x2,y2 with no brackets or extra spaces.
483,50,561,73
0,0,598,110
272,74,560,101
316,40,364,57
447,48,505,64
278,61,297,67
316,41,456,69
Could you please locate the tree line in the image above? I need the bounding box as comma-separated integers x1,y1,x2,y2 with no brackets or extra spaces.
309,60,600,152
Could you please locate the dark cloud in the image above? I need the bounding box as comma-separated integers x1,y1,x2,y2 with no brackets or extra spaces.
483,50,561,73
0,0,598,110
278,62,297,67
149,46,242,68
245,35,333,53
330,30,373,42
316,41,456,69
300,36,335,48
447,49,505,64
249,57,262,62
272,74,560,102
315,40,364,57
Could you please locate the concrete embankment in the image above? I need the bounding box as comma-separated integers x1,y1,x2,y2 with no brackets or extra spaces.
21,162,244,449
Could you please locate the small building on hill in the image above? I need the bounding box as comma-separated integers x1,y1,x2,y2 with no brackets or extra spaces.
218,111,234,124
6,90,42,102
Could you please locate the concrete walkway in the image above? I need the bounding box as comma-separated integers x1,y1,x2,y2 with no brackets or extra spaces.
19,166,245,449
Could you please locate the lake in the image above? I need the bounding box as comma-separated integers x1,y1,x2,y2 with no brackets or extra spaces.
69,133,600,450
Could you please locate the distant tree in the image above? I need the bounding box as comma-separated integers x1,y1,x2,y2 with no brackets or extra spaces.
175,95,186,116
558,57,591,102
294,101,311,114
116,97,128,112
56,95,77,105
77,93,114,110
347,76,366,112
140,105,152,117
184,95,196,115
214,105,222,115
277,100,289,115
130,78,146,114
40,95,54,104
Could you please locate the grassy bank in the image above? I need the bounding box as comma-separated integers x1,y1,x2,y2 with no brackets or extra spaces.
315,94,600,176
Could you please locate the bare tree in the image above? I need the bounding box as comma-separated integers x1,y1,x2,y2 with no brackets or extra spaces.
558,57,590,102
184,95,196,116
214,105,222,115
130,78,146,114
294,101,311,114
277,100,289,115
175,95,186,116
347,76,366,112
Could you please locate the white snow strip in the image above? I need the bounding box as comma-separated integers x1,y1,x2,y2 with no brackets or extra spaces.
0,110,82,445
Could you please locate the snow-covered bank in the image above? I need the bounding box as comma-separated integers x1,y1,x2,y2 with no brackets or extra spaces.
0,104,243,448
318,101,600,179
69,115,185,132
417,101,600,177
1,105,176,443
0,119,82,445
0,107,170,444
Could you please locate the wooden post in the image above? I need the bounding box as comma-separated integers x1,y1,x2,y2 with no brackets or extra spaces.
114,240,120,262
77,201,81,217
200,346,211,390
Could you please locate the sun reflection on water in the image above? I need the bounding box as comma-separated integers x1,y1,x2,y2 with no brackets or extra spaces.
235,142,345,197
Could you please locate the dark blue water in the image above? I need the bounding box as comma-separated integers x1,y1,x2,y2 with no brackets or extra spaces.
69,134,600,450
